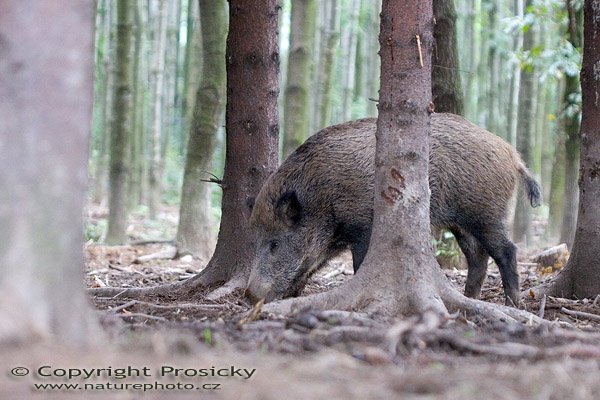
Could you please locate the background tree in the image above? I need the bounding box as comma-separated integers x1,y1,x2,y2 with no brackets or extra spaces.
148,0,168,219
432,0,464,114
0,0,98,344
105,0,134,245
176,0,227,259
513,0,536,245
531,0,600,300
282,0,317,157
559,0,583,248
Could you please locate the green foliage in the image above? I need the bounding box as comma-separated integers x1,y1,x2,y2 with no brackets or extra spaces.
432,230,461,266
84,219,106,243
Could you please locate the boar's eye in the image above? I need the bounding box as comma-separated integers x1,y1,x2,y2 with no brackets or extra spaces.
269,240,279,253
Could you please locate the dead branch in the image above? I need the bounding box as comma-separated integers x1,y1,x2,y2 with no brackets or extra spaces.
560,307,600,322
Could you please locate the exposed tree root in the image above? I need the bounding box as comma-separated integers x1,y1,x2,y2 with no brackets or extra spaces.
261,270,544,326
88,258,250,301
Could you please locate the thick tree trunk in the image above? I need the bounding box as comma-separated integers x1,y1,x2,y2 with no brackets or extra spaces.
534,0,600,299
513,0,536,245
106,0,133,245
432,0,464,114
0,0,99,344
282,0,316,157
176,0,227,259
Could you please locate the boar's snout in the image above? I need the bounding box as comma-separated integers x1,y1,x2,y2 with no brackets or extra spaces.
246,278,277,303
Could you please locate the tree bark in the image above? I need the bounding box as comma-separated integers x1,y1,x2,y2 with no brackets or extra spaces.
106,0,133,245
533,0,600,299
432,0,464,114
0,0,99,344
176,0,227,259
282,0,316,157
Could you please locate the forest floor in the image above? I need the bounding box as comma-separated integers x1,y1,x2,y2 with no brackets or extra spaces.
6,205,600,399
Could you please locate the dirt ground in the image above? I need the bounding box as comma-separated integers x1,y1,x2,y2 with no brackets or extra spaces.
4,205,600,399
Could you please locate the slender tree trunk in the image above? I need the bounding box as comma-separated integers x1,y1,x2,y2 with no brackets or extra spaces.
507,0,524,147
559,0,583,248
148,0,167,219
176,0,227,259
365,0,381,117
92,0,112,205
432,0,464,114
282,0,317,157
486,1,499,134
513,0,536,245
318,0,339,129
0,0,99,344
340,0,361,121
546,80,567,241
128,0,143,210
536,0,600,299
106,0,133,244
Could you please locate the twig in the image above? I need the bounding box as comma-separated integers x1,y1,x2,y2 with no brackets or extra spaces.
116,313,167,322
110,300,138,313
113,299,240,311
129,239,175,246
560,307,600,322
415,34,423,68
538,294,547,319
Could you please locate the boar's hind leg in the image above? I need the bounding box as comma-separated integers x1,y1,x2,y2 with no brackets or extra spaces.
451,228,489,300
470,225,519,306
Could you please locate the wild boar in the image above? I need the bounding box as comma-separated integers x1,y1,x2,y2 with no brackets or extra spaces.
246,113,541,306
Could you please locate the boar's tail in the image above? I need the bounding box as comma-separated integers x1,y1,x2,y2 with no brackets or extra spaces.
517,162,542,208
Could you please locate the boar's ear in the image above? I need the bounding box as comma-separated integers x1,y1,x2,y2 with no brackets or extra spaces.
275,190,303,226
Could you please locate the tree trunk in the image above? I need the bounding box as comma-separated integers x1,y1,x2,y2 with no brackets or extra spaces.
0,0,99,344
148,0,167,219
507,0,524,147
92,0,112,205
559,0,583,248
535,0,600,299
106,0,133,245
340,0,361,122
432,0,464,114
282,0,317,157
176,0,227,259
513,0,536,245
128,0,143,210
318,0,339,129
